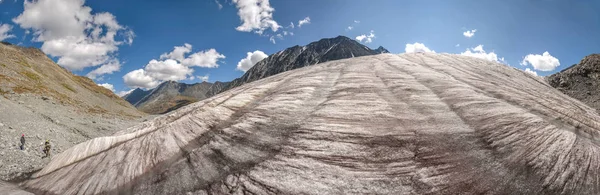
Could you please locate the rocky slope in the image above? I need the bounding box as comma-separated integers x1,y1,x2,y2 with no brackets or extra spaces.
547,54,600,111
218,35,389,93
20,53,600,194
133,81,223,114
0,42,146,181
0,42,143,117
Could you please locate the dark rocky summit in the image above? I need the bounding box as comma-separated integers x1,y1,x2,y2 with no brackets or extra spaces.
547,54,600,111
122,88,150,105
373,46,390,54
219,35,389,93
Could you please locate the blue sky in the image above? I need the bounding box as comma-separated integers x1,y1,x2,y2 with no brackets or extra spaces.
0,0,599,95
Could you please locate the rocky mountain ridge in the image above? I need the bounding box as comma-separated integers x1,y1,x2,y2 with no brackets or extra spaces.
131,81,229,114
130,36,385,114
122,88,150,106
217,35,389,94
547,54,600,111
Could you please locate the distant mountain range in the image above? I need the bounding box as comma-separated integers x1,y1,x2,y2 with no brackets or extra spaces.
126,35,389,114
125,81,229,114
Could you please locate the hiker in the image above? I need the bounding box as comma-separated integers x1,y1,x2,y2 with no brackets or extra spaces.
20,134,25,150
43,140,51,158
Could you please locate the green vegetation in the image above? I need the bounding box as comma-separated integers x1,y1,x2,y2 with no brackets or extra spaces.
1,63,6,67
21,71,40,81
62,83,76,93
12,86,30,94
17,57,31,68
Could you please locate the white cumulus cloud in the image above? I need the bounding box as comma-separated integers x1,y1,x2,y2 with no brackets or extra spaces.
160,43,192,62
181,49,225,68
86,60,120,79
524,68,538,76
232,0,280,34
236,50,268,72
463,29,477,38
460,45,504,63
123,44,225,89
12,0,134,79
144,59,193,81
123,69,160,89
196,74,209,82
159,44,224,68
355,30,375,43
297,17,310,27
520,51,560,71
97,83,115,92
0,23,15,41
405,42,435,53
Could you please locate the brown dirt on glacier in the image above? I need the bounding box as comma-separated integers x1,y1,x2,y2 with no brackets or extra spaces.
18,53,600,195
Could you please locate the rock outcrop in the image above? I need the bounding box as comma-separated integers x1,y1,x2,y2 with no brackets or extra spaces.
218,35,389,94
547,54,600,111
23,53,600,194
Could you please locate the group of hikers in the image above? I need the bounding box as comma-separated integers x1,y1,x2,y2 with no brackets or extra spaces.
19,134,52,158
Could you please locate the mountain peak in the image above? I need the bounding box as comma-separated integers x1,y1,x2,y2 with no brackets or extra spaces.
331,35,353,41
128,80,228,114
218,36,389,95
374,46,390,54
122,88,150,105
314,35,355,45
132,88,145,93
